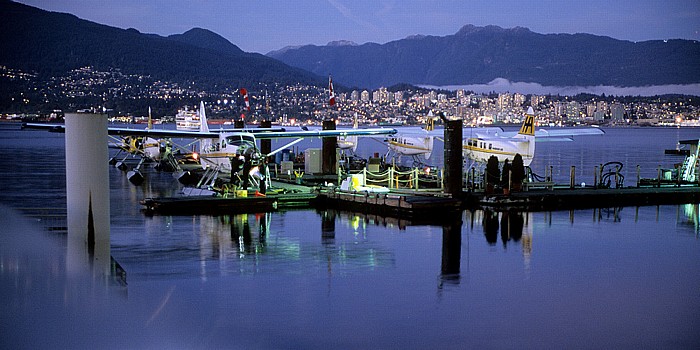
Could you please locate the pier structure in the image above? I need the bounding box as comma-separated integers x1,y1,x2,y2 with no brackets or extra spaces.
139,129,700,217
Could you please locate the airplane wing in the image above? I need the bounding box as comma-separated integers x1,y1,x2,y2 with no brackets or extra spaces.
22,123,287,139
534,127,605,138
253,127,396,139
496,127,605,139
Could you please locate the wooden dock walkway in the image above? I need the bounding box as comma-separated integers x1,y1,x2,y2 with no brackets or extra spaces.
477,185,700,211
140,179,700,216
141,180,316,215
316,188,462,221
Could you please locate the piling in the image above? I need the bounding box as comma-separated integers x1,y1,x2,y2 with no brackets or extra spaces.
322,118,337,175
442,118,463,197
260,120,272,159
65,112,111,277
570,166,576,189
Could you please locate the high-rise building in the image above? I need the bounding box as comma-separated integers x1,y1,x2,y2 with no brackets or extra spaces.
611,103,625,121
360,90,370,102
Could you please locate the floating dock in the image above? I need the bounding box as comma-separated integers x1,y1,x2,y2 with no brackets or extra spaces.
477,185,700,211
315,188,462,221
140,181,700,216
141,193,317,215
141,180,316,215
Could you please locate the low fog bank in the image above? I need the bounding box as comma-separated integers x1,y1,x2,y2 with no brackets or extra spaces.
425,78,700,96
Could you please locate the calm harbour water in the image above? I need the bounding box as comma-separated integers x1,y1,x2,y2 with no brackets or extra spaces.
1,124,699,349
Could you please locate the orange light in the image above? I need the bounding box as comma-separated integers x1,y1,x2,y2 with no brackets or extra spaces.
192,152,199,160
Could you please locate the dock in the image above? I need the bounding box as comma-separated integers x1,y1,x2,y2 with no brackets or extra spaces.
316,188,462,221
141,180,316,215
477,185,700,211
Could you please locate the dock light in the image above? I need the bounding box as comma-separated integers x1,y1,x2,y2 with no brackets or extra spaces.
192,152,199,160
581,182,586,187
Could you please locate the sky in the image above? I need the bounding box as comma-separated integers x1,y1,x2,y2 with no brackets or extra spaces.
15,0,700,54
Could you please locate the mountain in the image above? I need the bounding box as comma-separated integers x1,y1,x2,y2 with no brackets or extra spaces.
267,24,700,89
0,1,323,88
167,28,245,56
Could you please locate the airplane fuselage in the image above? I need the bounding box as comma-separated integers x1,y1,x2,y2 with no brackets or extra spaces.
198,132,261,174
386,135,434,158
462,137,534,166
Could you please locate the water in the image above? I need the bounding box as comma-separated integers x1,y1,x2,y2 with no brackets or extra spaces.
1,124,700,349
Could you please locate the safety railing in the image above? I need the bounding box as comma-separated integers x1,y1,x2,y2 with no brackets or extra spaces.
339,166,443,191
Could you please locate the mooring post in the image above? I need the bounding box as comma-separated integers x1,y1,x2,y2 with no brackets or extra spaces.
442,117,463,197
594,165,598,189
321,119,337,175
636,165,641,187
657,166,661,188
570,166,576,189
65,112,111,278
388,167,394,188
260,120,272,160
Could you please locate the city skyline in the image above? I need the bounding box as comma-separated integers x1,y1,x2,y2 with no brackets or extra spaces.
15,0,700,54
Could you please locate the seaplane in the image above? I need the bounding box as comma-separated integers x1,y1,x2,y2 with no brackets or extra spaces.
383,107,604,167
384,111,502,166
23,101,397,192
462,106,604,166
383,111,438,165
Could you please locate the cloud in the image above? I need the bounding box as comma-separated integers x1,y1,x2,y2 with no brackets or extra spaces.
424,78,700,96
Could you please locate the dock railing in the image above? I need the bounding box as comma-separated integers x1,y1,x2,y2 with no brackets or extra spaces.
338,167,442,191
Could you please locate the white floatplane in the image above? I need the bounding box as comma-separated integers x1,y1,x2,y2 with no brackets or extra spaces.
23,102,397,189
384,107,604,167
463,106,604,166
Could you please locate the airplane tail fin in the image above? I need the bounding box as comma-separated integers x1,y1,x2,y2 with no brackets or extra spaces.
425,111,434,131
198,101,211,154
199,101,209,133
517,107,535,137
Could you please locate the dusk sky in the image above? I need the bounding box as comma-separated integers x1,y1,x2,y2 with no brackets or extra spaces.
15,0,700,54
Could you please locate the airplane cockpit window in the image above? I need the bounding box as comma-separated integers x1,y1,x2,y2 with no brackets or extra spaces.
225,135,256,146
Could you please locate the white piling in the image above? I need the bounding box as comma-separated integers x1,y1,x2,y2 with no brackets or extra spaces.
65,113,111,278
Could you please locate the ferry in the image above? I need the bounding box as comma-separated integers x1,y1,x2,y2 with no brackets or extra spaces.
175,106,201,131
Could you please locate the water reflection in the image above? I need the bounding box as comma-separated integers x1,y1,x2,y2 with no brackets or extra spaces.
467,209,534,275
136,211,403,279
440,214,462,287
500,210,525,246
678,203,700,235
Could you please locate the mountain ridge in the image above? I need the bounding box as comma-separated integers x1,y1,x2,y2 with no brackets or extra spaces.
0,1,323,88
268,24,700,89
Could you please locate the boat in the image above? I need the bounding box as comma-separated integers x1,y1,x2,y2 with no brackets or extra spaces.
175,106,201,130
